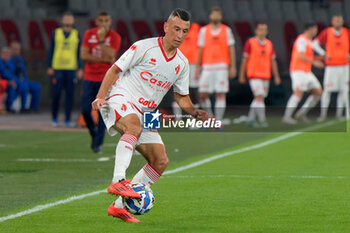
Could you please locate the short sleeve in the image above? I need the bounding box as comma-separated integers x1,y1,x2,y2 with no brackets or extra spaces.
114,42,143,72
227,27,235,46
197,27,205,47
243,40,251,58
82,30,90,47
271,43,276,59
316,29,327,45
173,62,189,95
110,32,121,51
296,37,307,53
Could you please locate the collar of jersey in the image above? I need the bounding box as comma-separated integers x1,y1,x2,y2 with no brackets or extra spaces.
158,37,177,62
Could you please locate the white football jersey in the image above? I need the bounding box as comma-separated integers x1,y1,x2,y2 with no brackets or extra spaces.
107,37,189,112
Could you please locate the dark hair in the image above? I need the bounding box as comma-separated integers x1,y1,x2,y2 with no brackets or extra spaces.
255,22,267,29
62,11,74,17
98,11,110,17
169,8,191,21
304,22,317,30
210,6,222,14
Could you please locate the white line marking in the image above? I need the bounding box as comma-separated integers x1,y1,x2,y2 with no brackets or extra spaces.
17,158,95,162
0,144,5,147
0,121,336,223
163,175,349,179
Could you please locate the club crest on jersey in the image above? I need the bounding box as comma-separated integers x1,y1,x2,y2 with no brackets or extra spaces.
149,58,157,65
121,104,127,111
130,44,137,51
175,64,180,74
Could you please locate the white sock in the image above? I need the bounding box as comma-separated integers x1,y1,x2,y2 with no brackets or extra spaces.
200,98,213,116
132,163,161,187
112,134,138,183
248,100,258,121
113,197,123,208
214,97,226,121
172,101,182,120
255,99,266,123
320,91,331,118
299,95,320,116
336,91,344,118
284,94,301,118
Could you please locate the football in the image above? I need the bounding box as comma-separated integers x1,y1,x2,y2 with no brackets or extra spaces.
122,183,155,215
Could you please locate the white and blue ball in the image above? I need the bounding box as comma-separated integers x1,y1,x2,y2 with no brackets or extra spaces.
122,183,155,215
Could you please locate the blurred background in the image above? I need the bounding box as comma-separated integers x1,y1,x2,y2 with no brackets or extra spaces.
0,0,345,111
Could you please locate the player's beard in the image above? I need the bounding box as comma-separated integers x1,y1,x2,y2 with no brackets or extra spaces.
210,19,221,26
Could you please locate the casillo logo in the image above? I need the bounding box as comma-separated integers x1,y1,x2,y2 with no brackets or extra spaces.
139,97,157,109
140,71,172,90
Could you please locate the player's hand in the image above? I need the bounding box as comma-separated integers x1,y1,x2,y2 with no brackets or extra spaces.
347,54,350,60
312,60,324,69
274,76,281,86
229,66,237,79
76,69,84,79
92,98,106,111
193,109,208,121
326,54,331,60
238,74,246,84
97,27,107,41
47,68,54,76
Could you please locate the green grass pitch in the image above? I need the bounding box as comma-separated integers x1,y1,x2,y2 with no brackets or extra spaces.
0,121,349,233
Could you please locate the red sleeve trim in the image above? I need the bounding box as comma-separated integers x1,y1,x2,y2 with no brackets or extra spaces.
113,63,123,72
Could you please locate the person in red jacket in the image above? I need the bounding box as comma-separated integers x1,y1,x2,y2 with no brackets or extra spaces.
81,12,121,153
313,15,350,121
239,22,281,128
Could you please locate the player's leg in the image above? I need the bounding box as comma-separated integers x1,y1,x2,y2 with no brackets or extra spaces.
283,72,304,124
336,65,349,119
81,80,99,152
248,79,267,127
295,73,322,122
214,69,229,123
28,81,41,111
64,70,76,127
188,64,200,108
199,70,213,116
318,67,333,121
19,80,29,112
51,70,63,126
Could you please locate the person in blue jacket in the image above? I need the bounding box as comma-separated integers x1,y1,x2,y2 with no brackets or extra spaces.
0,46,24,112
8,41,41,112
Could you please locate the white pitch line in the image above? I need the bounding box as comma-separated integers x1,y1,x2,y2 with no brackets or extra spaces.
162,175,349,179
0,120,336,223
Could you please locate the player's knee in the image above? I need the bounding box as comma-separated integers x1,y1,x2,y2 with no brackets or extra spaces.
153,155,169,172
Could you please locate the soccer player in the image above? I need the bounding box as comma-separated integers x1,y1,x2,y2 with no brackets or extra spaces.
313,15,350,121
282,23,324,124
92,9,207,222
239,23,281,127
47,12,83,127
196,6,236,124
173,22,200,119
81,12,121,153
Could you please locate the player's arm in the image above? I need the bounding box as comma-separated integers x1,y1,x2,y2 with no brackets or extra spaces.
81,46,106,63
229,46,236,79
174,93,207,121
271,59,281,85
238,57,247,84
92,65,121,110
299,52,324,68
99,43,116,63
195,47,203,80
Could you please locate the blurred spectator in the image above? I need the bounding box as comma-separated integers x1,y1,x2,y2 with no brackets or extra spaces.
47,12,83,127
0,47,24,113
0,74,7,113
81,11,121,153
8,41,41,112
